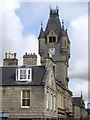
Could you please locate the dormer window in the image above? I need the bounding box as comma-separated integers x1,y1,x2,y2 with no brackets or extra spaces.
16,68,32,82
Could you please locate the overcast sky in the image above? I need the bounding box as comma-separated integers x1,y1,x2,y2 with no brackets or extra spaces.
1,0,89,107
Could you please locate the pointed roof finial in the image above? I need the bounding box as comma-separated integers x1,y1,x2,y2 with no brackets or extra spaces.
81,90,83,98
41,21,43,28
56,5,59,15
56,5,59,10
62,20,64,29
62,20,64,25
49,5,52,10
49,5,52,15
66,27,68,31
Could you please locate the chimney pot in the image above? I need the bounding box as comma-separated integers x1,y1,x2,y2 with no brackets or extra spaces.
5,53,7,59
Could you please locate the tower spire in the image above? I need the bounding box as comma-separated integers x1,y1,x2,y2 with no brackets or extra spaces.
81,90,83,98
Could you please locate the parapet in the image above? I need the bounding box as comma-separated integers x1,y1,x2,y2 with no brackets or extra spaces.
5,53,17,59
23,53,37,58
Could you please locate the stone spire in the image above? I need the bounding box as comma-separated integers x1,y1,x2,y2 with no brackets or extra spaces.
38,22,45,39
45,6,61,36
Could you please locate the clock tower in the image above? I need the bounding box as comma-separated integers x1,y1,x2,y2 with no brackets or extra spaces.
38,7,70,89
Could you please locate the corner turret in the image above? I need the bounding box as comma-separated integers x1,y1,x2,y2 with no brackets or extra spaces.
38,22,45,39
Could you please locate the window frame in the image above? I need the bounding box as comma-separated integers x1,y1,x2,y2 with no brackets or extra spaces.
21,90,31,108
16,68,32,82
47,35,57,43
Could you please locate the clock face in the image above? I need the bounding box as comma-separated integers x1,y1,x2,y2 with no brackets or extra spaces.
49,47,56,55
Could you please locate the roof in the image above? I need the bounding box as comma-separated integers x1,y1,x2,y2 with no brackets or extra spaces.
38,26,45,39
38,8,62,39
86,108,90,115
38,8,70,43
45,9,61,37
73,97,85,107
0,66,46,86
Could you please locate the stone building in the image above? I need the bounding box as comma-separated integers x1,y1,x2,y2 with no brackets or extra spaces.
3,53,18,66
73,95,87,120
0,7,87,120
87,103,90,120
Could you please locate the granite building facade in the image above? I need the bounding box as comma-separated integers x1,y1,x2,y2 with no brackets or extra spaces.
0,7,87,120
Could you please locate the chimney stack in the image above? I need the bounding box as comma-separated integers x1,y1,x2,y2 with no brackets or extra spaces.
3,53,18,67
23,52,37,66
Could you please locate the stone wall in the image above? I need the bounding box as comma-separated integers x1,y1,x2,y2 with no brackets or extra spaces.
1,86,45,119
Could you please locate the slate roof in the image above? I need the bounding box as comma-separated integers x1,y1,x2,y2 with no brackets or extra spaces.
38,8,71,44
45,12,61,36
73,97,85,107
38,8,62,39
0,66,46,86
38,26,45,39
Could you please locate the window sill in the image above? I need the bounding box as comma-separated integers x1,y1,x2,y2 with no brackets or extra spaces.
21,106,30,108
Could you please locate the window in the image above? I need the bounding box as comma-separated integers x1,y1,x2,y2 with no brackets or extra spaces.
50,94,53,110
21,90,30,108
53,66,55,77
61,94,64,109
54,95,56,111
16,68,32,82
47,92,49,109
65,40,67,47
53,37,56,42
28,70,30,79
20,69,26,79
49,36,56,43
49,37,52,43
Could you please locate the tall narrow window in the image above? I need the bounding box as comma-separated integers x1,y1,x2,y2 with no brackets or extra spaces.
54,95,56,111
47,92,49,109
28,69,30,79
21,90,30,108
65,41,67,47
16,69,18,80
49,37,52,43
61,94,64,109
53,66,55,77
53,36,56,42
20,69,26,79
50,94,53,110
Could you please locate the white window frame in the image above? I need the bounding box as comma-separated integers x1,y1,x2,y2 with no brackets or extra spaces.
16,68,32,82
21,90,31,108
